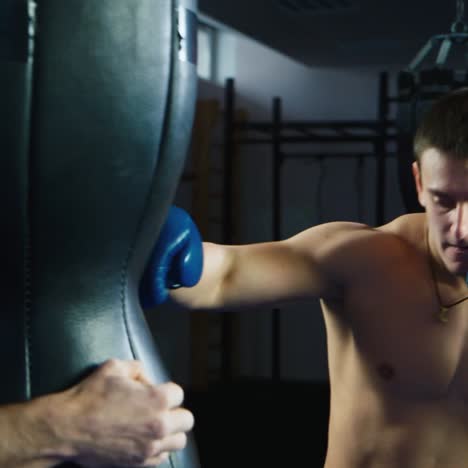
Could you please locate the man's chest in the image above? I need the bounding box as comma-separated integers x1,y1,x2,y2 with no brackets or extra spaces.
341,273,468,400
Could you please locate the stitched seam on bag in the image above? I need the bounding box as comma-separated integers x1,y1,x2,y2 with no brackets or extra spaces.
23,0,38,400
24,236,32,399
120,0,176,361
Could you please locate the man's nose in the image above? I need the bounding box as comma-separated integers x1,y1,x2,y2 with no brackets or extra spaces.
452,202,468,242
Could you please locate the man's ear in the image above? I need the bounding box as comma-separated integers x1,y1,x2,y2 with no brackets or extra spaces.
412,161,426,208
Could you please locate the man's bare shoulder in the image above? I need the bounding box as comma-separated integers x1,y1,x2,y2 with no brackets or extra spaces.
285,215,426,284
377,213,427,251
312,213,427,252
286,218,409,253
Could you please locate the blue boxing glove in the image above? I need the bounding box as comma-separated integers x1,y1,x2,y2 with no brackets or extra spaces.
139,206,203,308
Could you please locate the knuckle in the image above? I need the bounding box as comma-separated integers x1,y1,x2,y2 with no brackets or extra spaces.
107,358,121,367
131,359,144,372
104,377,122,394
151,386,170,408
101,358,120,372
150,416,169,439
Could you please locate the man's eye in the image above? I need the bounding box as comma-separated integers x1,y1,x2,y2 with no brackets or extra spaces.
434,196,454,208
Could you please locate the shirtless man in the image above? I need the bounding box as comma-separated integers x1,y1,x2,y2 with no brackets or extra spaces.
141,87,468,468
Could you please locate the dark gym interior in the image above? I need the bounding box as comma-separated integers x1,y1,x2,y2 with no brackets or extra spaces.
3,1,468,467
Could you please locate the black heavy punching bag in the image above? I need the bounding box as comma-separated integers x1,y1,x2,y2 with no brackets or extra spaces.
0,1,198,467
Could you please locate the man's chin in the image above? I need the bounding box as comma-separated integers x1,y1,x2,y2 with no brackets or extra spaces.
443,258,468,276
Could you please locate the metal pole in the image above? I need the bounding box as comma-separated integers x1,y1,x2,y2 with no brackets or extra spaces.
375,72,388,226
272,96,282,382
221,78,235,382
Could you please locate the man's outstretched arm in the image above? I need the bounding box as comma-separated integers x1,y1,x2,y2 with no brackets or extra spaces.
141,207,379,311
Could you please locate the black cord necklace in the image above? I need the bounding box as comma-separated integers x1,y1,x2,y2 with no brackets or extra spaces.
426,228,468,323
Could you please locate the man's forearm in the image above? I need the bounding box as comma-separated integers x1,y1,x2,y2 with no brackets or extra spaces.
169,242,235,310
0,395,70,467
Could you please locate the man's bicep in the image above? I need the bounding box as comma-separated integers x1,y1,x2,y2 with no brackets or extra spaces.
220,242,314,308
283,221,376,301
222,232,343,308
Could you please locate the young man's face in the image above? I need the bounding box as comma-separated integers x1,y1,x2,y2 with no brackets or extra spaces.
413,148,468,275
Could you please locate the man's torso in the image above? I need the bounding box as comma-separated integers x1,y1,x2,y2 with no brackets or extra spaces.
322,213,468,468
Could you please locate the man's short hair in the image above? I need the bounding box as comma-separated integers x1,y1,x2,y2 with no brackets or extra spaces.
414,87,468,164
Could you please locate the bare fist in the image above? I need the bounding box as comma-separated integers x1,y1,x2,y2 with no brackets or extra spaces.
50,359,194,467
